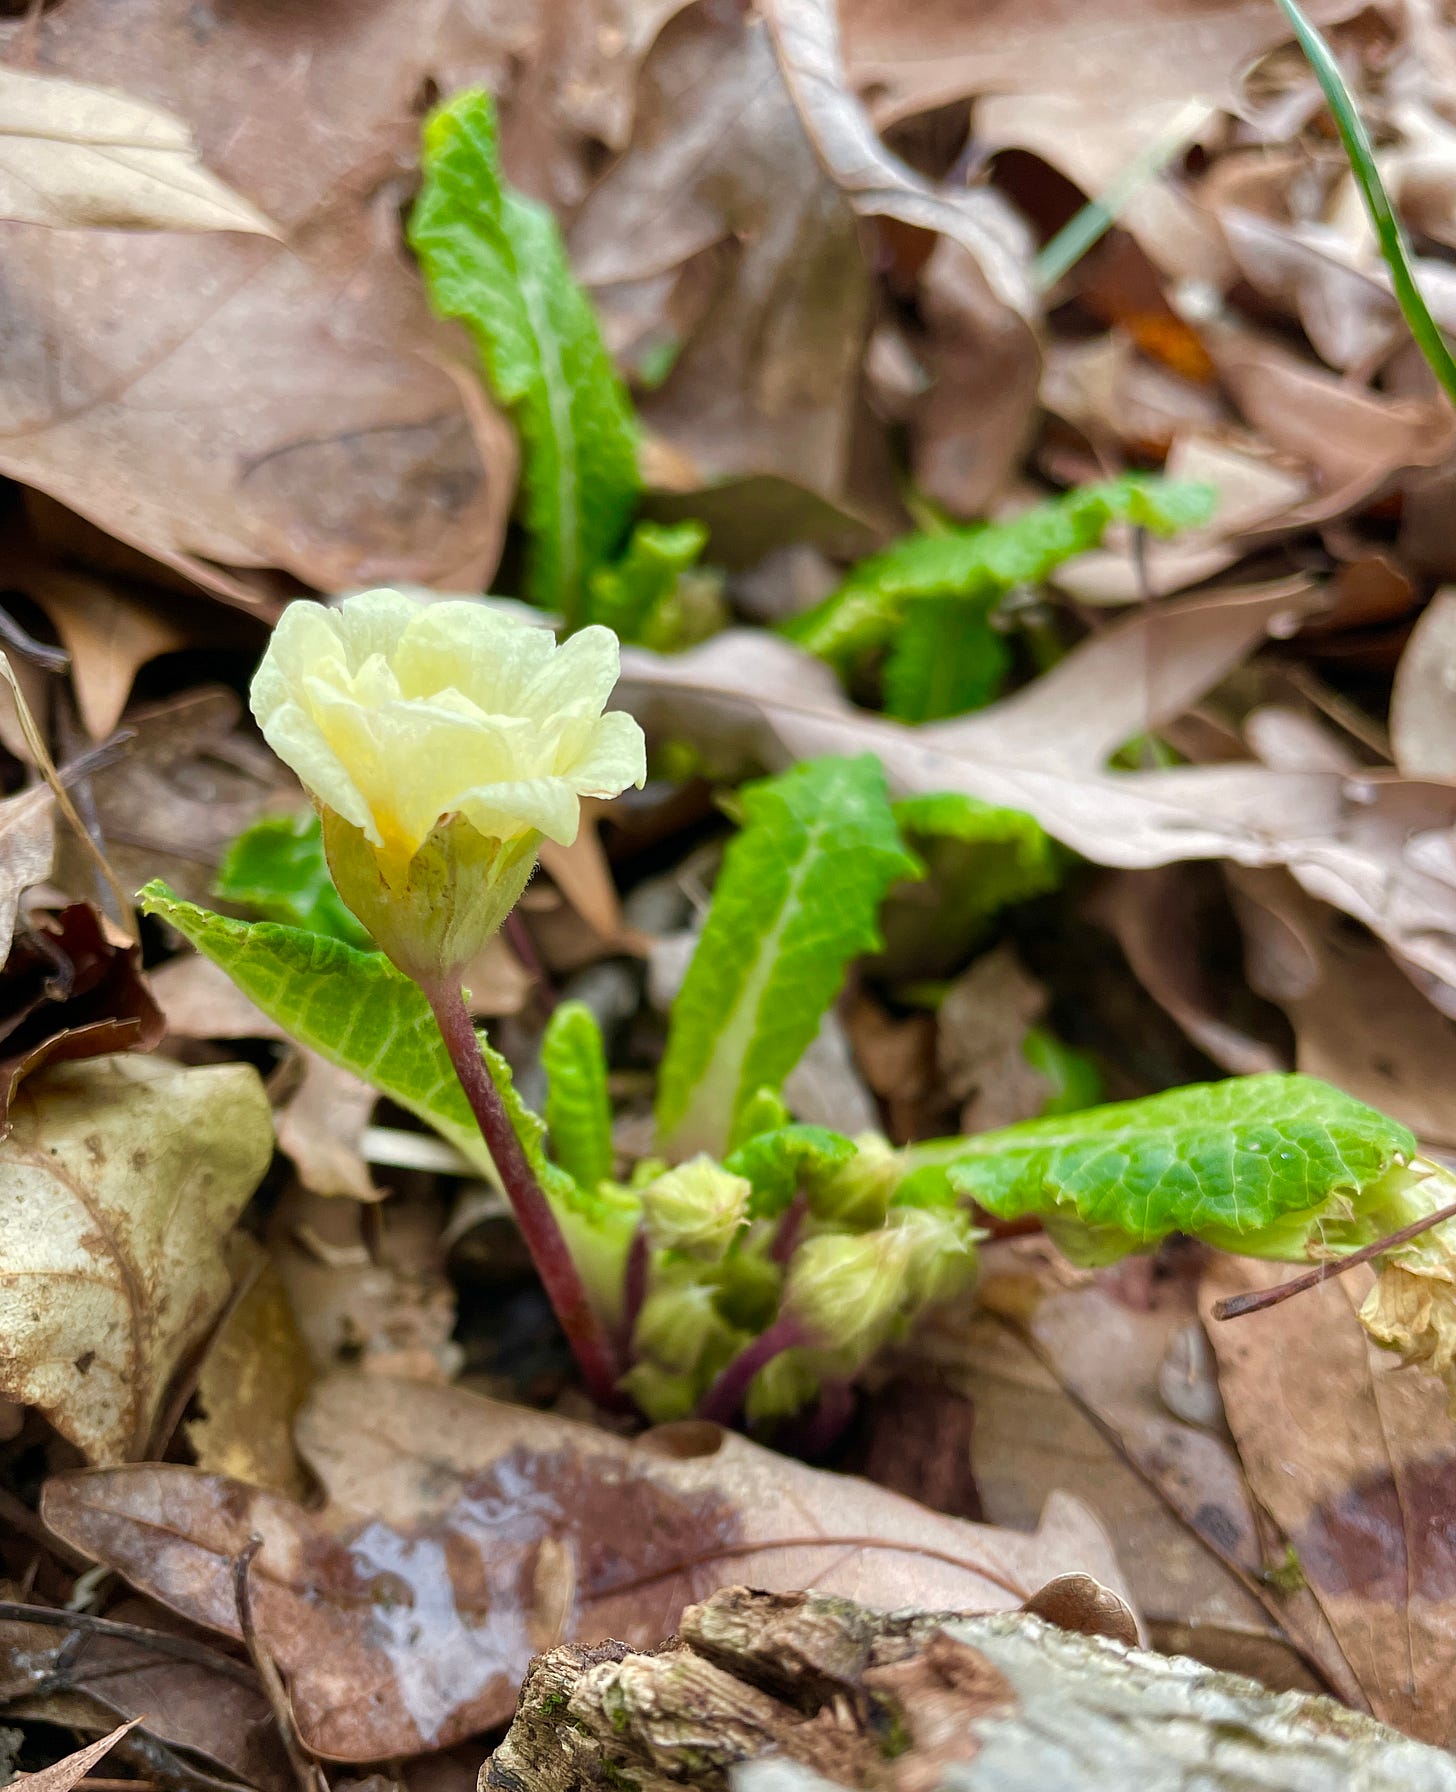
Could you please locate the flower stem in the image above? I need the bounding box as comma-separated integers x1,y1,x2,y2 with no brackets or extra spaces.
424,976,624,1409
695,1314,808,1426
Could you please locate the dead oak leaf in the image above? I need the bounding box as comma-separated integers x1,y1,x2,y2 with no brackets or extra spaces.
8,1721,139,1792
0,1053,272,1463
42,1372,1131,1762
0,784,54,962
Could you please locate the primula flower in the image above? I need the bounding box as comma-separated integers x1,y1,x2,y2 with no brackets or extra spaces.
250,590,645,976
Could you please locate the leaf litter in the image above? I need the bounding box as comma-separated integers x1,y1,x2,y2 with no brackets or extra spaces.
5,0,1456,1785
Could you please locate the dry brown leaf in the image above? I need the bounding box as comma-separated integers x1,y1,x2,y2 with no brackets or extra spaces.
42,1372,1132,1761
0,903,165,1131
0,784,54,959
0,1053,272,1463
0,1603,290,1792
0,66,277,235
1229,866,1456,1148
1392,588,1456,779
936,945,1054,1135
151,950,379,1202
1202,1257,1456,1743
186,1238,312,1499
9,1720,139,1792
616,582,1456,1001
0,1,515,600
571,6,873,510
28,568,188,742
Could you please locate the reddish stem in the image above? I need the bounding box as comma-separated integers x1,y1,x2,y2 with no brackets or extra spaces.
620,1224,649,1355
695,1313,808,1426
425,976,624,1408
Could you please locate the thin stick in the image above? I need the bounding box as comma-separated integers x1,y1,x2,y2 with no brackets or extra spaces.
231,1538,326,1792
423,976,624,1409
1211,1197,1456,1321
0,654,136,941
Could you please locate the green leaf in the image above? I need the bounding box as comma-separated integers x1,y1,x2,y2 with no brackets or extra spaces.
214,811,371,948
783,475,1216,682
724,1124,857,1219
587,519,708,646
882,792,1062,977
408,90,639,626
1020,1026,1102,1116
655,755,920,1159
945,1073,1416,1264
542,1000,614,1191
881,596,1011,722
1277,0,1456,408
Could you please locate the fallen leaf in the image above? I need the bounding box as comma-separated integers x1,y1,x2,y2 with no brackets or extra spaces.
1392,587,1456,778
186,1238,312,1499
1229,867,1456,1148
42,1372,1132,1761
0,1053,272,1462
0,785,54,960
617,583,1456,1002
936,945,1054,1135
1202,1256,1456,1743
0,66,277,235
571,6,874,510
26,567,188,742
8,1720,138,1792
0,1,515,599
0,903,165,1131
0,1604,291,1792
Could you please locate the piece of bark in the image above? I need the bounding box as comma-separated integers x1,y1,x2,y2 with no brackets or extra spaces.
484,1587,1456,1792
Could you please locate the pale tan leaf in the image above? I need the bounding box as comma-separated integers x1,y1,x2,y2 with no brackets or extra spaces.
10,1719,139,1792
0,783,54,960
1392,588,1456,779
42,1372,1131,1761
0,1054,273,1462
0,66,278,235
30,569,187,741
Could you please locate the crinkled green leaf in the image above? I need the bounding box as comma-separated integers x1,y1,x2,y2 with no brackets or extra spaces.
138,883,582,1216
724,1124,856,1219
214,811,371,948
881,595,1010,722
409,89,639,627
882,792,1062,976
946,1073,1416,1264
587,519,708,646
656,755,920,1159
542,1000,614,1191
783,475,1216,678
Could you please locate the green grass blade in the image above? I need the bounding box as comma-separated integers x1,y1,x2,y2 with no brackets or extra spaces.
1277,0,1456,406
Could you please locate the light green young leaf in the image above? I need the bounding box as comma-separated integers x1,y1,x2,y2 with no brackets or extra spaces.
587,519,708,646
881,595,1010,722
724,1124,857,1219
783,475,1216,676
138,883,583,1207
214,812,371,948
541,1000,614,1191
943,1073,1416,1265
408,90,639,627
655,755,920,1160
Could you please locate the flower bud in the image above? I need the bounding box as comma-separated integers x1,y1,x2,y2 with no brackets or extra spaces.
633,1276,739,1374
808,1132,899,1228
618,1362,700,1424
784,1228,914,1359
744,1347,821,1428
639,1156,751,1260
888,1204,980,1308
250,590,645,978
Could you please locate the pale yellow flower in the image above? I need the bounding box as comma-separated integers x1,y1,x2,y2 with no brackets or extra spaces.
250,590,645,977
251,589,645,860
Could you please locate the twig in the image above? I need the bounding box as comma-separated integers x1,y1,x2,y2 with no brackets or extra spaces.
231,1538,327,1792
0,1601,260,1685
1211,1197,1456,1320
0,605,69,674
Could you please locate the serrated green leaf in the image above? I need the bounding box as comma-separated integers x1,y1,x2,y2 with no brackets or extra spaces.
214,811,371,948
587,519,708,646
782,475,1216,682
945,1073,1416,1264
409,90,639,627
542,1000,614,1191
881,595,1011,722
724,1124,857,1219
655,755,920,1159
138,882,586,1220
